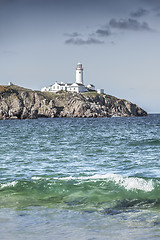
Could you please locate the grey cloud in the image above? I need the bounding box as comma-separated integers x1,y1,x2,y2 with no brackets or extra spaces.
96,29,111,37
130,8,149,18
109,18,152,31
65,37,104,45
65,32,82,37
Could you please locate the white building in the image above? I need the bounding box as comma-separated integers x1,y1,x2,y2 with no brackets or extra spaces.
41,63,103,94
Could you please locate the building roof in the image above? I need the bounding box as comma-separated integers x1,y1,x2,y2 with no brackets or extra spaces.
66,83,72,86
71,83,85,87
51,82,72,86
59,83,65,86
77,83,85,86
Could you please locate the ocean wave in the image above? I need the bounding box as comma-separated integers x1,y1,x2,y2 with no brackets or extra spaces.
0,174,159,211
54,173,155,192
0,174,157,193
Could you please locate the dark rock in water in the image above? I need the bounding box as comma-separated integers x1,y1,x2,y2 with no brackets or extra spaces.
0,85,147,120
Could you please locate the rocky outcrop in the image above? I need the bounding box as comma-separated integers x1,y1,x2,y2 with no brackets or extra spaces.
0,85,147,120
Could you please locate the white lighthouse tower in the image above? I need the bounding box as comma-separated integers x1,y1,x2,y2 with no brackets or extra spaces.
76,63,83,84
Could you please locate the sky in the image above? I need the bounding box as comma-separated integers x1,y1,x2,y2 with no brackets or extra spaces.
0,0,160,113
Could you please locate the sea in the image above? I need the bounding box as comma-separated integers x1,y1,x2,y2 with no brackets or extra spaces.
0,114,160,240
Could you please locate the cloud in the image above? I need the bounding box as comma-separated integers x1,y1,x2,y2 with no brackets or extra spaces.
130,8,149,18
65,37,104,45
65,32,82,37
96,29,111,37
109,18,153,31
64,31,104,45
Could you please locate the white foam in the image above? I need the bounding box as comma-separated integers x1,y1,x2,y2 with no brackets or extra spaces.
56,173,154,192
32,176,42,180
106,174,154,192
0,181,18,189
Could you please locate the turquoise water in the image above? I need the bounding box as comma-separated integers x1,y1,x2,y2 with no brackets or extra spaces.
0,115,160,239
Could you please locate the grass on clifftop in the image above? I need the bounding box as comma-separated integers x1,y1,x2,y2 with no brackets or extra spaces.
0,85,126,103
0,85,32,92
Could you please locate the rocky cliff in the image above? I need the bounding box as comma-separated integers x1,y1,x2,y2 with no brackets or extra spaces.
0,85,147,120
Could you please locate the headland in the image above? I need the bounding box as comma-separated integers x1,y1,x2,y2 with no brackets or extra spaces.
0,85,147,120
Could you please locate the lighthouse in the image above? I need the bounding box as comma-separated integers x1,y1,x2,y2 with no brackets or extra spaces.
41,62,98,93
76,63,83,84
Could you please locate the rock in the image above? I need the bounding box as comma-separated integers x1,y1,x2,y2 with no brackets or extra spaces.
0,85,147,120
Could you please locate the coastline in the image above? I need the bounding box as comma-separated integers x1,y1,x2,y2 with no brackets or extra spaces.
0,85,147,120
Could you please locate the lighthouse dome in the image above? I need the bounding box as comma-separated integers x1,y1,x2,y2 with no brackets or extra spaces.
77,63,82,69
